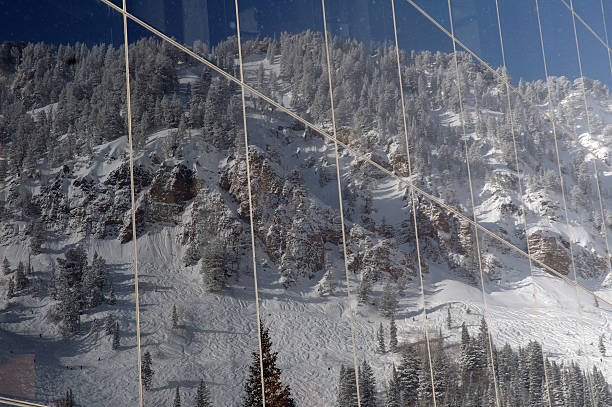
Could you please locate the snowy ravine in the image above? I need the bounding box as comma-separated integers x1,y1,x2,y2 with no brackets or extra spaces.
1,34,612,405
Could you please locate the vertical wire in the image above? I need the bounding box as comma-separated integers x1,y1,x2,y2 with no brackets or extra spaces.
568,2,611,403
600,0,612,290
320,1,362,404
568,0,612,288
390,1,437,405
601,0,612,79
534,0,593,399
447,2,501,405
233,1,266,405
121,1,143,405
492,0,553,404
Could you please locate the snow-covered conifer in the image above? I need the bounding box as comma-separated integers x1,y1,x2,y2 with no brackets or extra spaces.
377,322,386,353
142,351,154,391
112,322,120,350
173,385,181,407
195,379,212,407
379,281,398,317
389,315,398,352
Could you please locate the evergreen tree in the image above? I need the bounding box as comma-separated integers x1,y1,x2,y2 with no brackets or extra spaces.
201,238,229,292
1,257,11,275
142,350,154,391
171,304,179,329
105,314,116,336
54,389,74,407
357,273,372,304
377,322,386,353
385,364,401,407
195,379,212,407
108,285,117,305
389,315,398,352
379,281,398,317
446,305,452,330
398,349,420,405
173,385,181,407
337,364,358,407
112,321,120,350
242,322,295,406
29,220,45,254
82,252,107,309
358,360,377,407
318,267,336,296
599,334,606,356
7,277,15,298
15,262,28,291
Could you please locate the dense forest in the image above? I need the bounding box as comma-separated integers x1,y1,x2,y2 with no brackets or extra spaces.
1,30,611,405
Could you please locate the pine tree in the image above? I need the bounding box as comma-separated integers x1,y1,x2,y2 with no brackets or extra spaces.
1,257,11,275
7,277,15,298
389,315,398,352
173,385,181,407
446,305,452,330
337,364,358,407
108,285,117,305
142,350,154,391
385,364,401,407
171,304,179,329
242,322,295,406
599,334,606,356
358,273,372,304
359,360,377,407
105,315,116,336
54,388,74,407
201,238,229,292
318,267,336,296
398,349,420,405
195,379,212,407
15,261,28,291
377,322,386,353
379,281,398,317
112,321,120,350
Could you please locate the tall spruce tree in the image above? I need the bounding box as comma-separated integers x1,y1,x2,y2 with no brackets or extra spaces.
173,386,181,407
142,351,154,391
112,321,120,350
243,322,295,407
389,315,398,352
195,379,212,407
377,322,386,353
398,349,420,405
359,360,377,407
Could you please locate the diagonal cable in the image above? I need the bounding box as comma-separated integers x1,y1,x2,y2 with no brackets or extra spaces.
0,396,50,407
404,0,612,174
568,1,609,403
568,0,612,297
234,0,267,405
320,1,363,405
601,0,612,80
535,0,592,390
120,0,144,405
97,0,612,315
447,1,501,405
390,1,437,405
493,1,552,404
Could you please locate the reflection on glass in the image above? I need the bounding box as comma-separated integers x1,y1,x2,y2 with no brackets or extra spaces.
1,0,611,405
125,16,262,403
237,0,330,125
126,0,239,77
0,1,138,405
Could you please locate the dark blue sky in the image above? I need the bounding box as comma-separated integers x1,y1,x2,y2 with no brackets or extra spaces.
1,0,611,87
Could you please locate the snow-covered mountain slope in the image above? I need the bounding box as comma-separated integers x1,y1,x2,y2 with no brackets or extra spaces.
1,35,612,405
